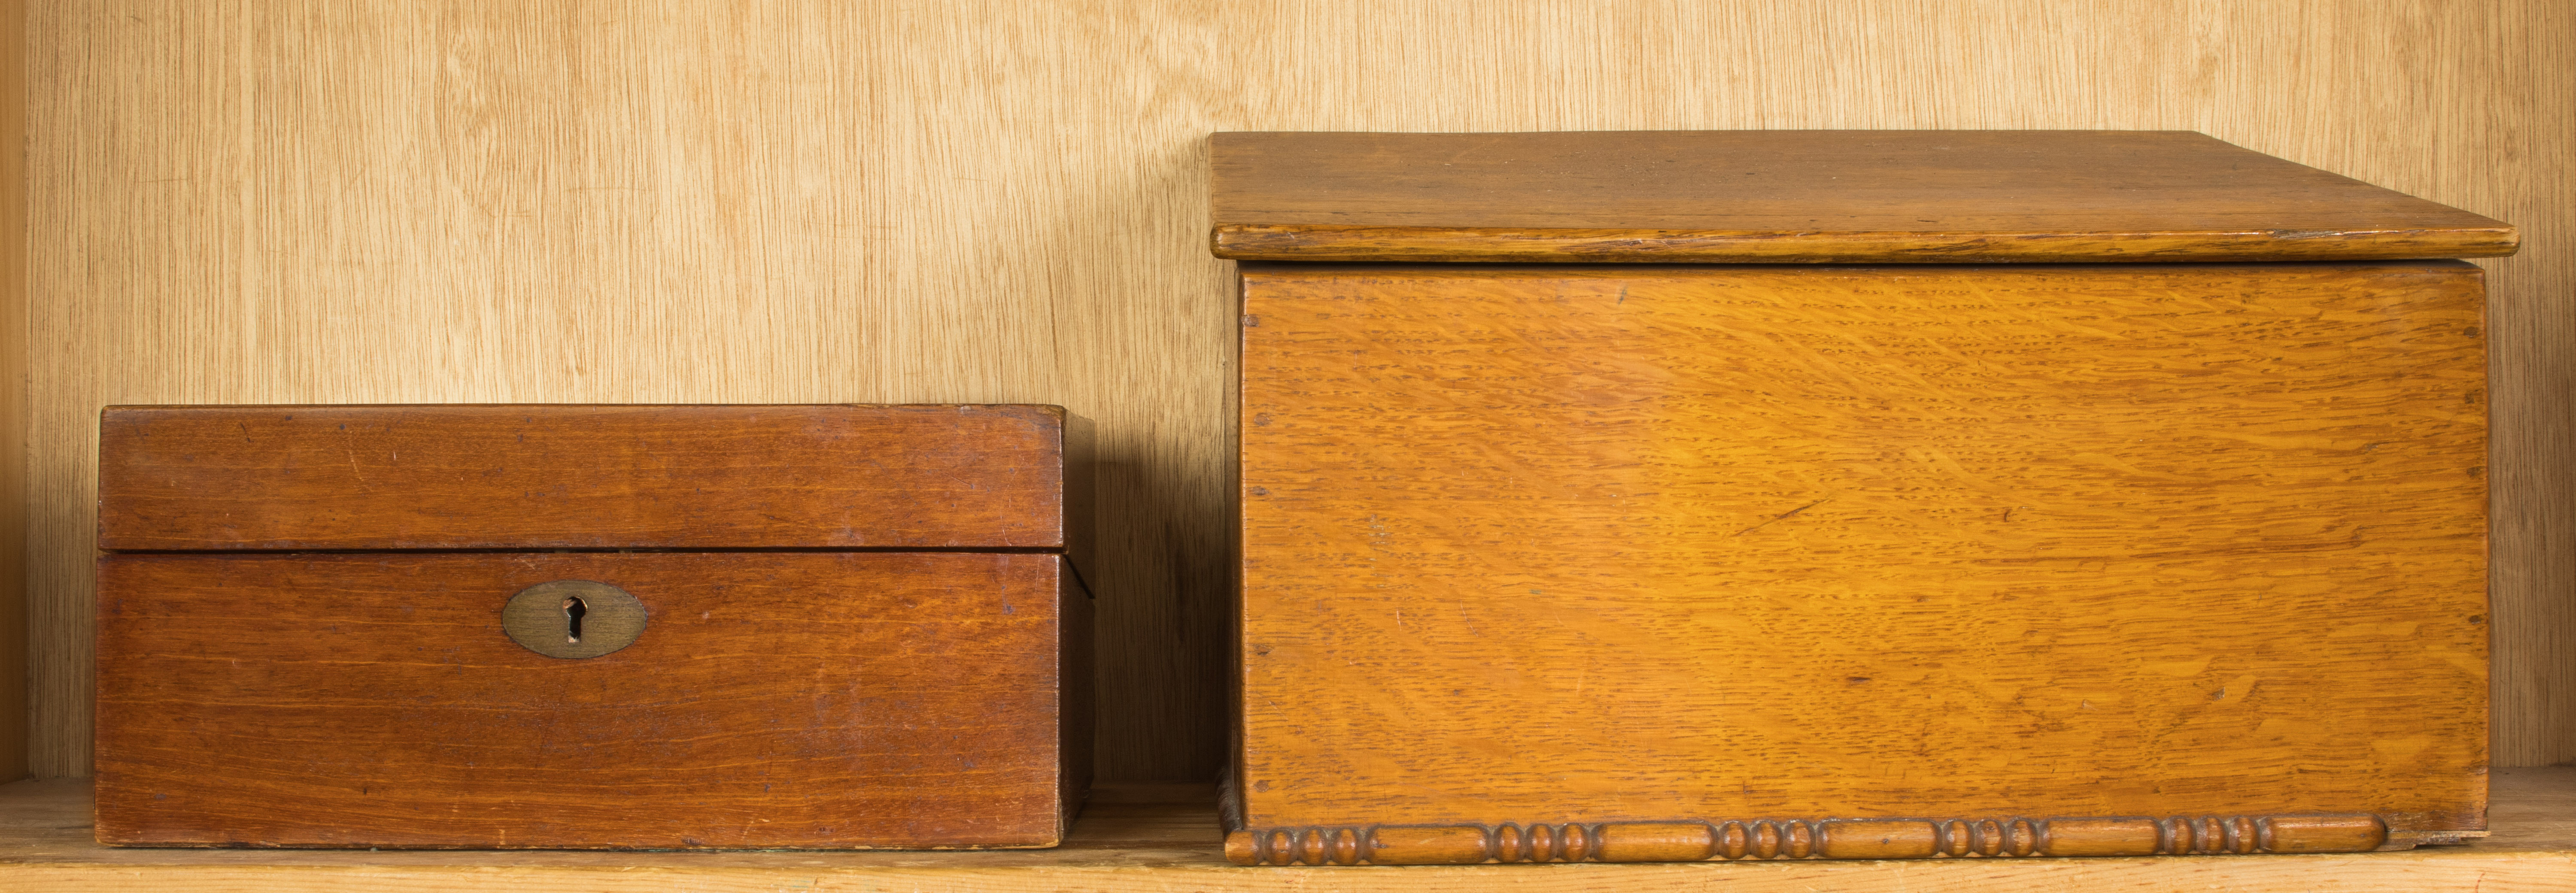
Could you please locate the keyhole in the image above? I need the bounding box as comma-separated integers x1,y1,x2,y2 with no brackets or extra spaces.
504,581,641,659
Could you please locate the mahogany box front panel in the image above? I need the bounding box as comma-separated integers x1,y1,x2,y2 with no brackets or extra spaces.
96,551,1084,849
1235,262,2487,839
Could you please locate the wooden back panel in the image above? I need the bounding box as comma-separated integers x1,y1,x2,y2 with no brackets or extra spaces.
97,405,1072,551
1236,262,2487,834
95,551,1079,848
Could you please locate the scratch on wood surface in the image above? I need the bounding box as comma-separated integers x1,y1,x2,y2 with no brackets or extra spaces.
1733,498,1831,536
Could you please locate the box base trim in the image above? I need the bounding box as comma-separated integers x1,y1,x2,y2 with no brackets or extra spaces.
1226,813,2394,865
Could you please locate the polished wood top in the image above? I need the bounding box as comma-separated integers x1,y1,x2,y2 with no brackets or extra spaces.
1210,131,2518,263
97,404,1076,551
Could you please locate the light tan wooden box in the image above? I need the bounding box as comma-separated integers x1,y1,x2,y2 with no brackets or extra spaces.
1214,131,2516,866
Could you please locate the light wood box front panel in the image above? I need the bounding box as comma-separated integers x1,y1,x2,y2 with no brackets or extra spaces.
1237,262,2486,833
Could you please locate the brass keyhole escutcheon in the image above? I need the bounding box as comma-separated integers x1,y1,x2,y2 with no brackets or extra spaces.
503,581,646,659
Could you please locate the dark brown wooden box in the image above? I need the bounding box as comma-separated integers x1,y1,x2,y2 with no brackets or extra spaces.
93,404,1092,849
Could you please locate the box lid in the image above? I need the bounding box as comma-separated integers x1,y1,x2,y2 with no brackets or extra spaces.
1209,130,2516,263
98,404,1080,552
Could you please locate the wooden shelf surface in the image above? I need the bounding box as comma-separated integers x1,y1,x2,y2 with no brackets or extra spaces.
4,771,2573,891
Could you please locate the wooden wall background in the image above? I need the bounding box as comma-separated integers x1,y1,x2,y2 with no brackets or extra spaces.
12,0,2573,780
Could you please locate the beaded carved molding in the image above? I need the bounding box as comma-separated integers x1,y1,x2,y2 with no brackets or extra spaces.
1225,813,2392,866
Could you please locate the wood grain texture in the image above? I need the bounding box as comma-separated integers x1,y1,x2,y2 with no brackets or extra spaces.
97,405,1075,552
6,772,2576,891
1210,131,2519,263
0,0,24,785
94,552,1084,848
23,0,2574,779
1238,263,2488,836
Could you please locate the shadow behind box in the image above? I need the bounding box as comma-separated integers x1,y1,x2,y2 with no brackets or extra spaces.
91,404,1093,849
